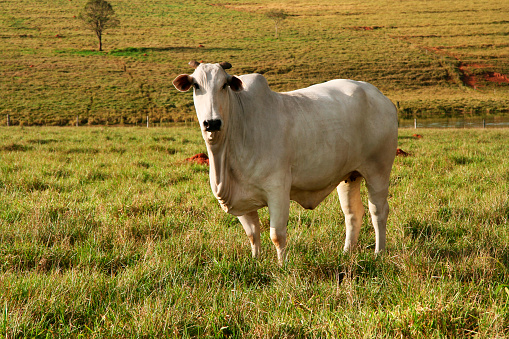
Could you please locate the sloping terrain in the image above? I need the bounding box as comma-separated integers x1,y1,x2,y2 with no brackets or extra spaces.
1,0,508,124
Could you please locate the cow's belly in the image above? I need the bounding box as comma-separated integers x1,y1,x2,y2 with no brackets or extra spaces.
290,169,352,210
290,186,337,210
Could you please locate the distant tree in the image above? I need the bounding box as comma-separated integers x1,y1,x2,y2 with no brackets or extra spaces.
79,0,119,51
266,9,288,39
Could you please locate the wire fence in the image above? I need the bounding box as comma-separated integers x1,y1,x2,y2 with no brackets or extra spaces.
1,114,196,128
399,116,509,128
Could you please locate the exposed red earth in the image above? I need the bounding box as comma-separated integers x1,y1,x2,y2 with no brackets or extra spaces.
485,71,509,84
396,148,409,157
185,153,209,165
459,64,509,89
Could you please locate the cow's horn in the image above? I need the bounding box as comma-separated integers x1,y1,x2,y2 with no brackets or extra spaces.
189,60,200,69
219,62,232,70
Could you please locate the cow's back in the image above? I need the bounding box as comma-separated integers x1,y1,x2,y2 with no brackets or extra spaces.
282,79,397,158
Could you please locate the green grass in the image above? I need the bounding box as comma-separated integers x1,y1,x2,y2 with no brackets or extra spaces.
0,126,508,337
1,0,508,125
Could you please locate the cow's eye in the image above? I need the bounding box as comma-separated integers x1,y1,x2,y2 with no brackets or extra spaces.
221,83,228,90
193,83,200,90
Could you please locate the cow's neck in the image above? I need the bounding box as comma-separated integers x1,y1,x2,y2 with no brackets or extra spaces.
206,138,230,211
205,92,244,212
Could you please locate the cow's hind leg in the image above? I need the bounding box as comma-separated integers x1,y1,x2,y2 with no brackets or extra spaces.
337,176,365,252
267,193,290,265
364,176,390,254
238,211,261,258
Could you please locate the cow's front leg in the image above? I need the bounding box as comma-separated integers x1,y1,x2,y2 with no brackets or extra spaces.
238,211,261,258
268,194,290,265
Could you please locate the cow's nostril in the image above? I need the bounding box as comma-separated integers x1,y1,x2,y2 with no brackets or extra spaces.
203,119,222,132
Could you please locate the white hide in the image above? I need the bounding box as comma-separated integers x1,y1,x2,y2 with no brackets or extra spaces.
173,63,398,263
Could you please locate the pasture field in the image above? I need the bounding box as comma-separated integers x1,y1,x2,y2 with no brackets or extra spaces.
0,126,508,337
1,0,509,125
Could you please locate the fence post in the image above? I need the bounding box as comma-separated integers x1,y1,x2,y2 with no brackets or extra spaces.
483,119,486,129
414,118,417,129
76,115,79,127
147,115,149,128
7,114,10,127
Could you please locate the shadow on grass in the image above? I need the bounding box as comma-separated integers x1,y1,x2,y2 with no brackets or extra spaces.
0,143,33,152
109,46,242,56
55,46,242,58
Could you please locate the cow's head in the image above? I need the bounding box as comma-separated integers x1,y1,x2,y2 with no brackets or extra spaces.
173,61,243,136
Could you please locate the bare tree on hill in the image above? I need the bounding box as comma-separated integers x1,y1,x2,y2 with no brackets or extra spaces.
79,0,119,51
266,9,288,39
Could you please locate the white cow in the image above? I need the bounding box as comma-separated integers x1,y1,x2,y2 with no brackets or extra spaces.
173,61,398,263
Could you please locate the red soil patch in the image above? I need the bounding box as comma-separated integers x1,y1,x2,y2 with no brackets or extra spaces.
468,63,494,69
485,72,509,84
185,153,209,165
459,64,509,88
459,64,478,88
396,148,409,157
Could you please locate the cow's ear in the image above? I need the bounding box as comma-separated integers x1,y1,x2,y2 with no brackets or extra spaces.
173,74,193,92
228,76,243,92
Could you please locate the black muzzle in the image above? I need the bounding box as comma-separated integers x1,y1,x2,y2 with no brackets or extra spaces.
203,119,222,132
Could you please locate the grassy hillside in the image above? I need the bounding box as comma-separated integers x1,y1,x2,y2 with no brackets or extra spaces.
0,126,508,337
1,0,508,125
